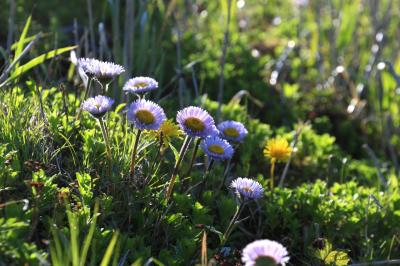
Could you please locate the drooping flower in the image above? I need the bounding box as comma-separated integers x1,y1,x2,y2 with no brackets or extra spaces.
230,177,263,200
123,77,158,94
78,58,125,83
263,137,292,162
176,106,217,138
218,120,248,142
242,239,290,266
127,99,166,130
81,95,114,118
201,136,234,160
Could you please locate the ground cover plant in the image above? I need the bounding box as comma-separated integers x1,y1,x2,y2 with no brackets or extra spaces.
1,0,400,265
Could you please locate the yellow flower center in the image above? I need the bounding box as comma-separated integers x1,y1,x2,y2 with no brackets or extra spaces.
208,144,225,154
136,109,155,124
241,186,253,193
94,103,101,109
224,127,239,138
184,117,205,132
135,82,148,88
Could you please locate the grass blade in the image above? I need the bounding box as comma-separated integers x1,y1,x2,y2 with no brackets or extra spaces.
5,45,78,83
79,201,100,266
100,231,119,266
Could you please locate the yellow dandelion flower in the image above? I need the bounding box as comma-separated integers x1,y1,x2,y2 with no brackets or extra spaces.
149,120,183,143
263,137,292,162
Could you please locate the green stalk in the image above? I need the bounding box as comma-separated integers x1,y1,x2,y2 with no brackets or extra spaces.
197,159,214,200
270,158,276,190
185,137,201,177
129,129,142,177
76,77,93,119
98,118,112,176
221,201,245,245
147,133,164,182
165,135,191,201
218,158,232,190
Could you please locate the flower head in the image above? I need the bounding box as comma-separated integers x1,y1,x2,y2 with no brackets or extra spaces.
230,177,263,200
176,106,217,138
78,58,125,83
242,239,290,266
263,137,292,162
123,77,158,94
148,119,183,143
127,99,166,130
218,120,248,142
201,136,234,160
81,95,114,118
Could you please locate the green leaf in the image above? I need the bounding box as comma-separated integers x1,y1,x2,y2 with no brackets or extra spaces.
336,0,361,51
14,15,32,68
6,45,78,83
79,201,99,266
11,34,50,51
324,251,350,266
100,231,119,266
115,103,126,113
168,142,179,162
66,209,80,266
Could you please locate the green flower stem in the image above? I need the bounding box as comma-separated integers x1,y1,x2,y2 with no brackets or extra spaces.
197,159,214,199
165,135,191,201
218,158,232,190
129,129,142,177
185,137,201,177
221,201,245,245
76,77,93,119
99,81,109,95
146,133,164,182
270,158,276,190
98,118,112,176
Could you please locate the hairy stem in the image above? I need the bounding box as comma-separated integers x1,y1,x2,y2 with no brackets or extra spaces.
129,129,142,177
185,137,201,177
99,118,112,176
165,136,191,201
270,158,276,190
222,201,245,245
76,77,93,119
197,159,214,199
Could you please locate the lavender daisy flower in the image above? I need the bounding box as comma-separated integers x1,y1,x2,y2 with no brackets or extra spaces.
123,77,158,94
230,177,263,200
81,95,114,118
201,136,234,160
218,120,248,142
176,106,217,138
127,99,166,130
78,58,125,83
242,239,290,266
